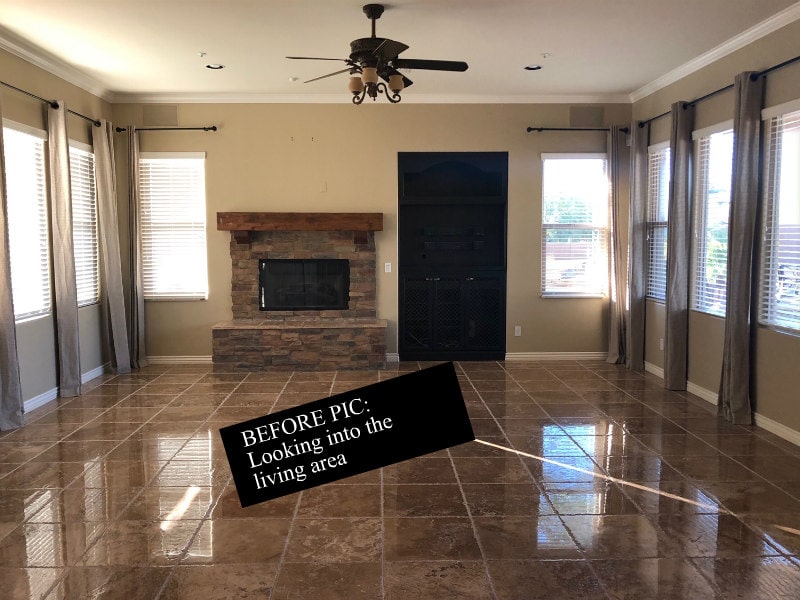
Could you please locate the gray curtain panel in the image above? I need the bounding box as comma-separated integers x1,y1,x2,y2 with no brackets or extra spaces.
664,102,695,391
606,125,627,364
0,99,25,430
93,121,132,373
627,121,649,372
47,102,82,397
127,128,148,369
718,72,765,425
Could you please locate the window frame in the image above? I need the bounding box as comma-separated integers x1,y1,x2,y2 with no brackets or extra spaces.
645,142,671,302
690,121,733,318
138,151,209,301
758,100,800,334
2,119,51,322
540,152,610,298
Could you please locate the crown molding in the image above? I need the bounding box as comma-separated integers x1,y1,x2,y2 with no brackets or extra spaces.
0,25,113,102
110,91,631,105
630,2,800,103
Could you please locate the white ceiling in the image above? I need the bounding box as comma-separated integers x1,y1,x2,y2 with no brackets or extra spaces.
1,0,799,104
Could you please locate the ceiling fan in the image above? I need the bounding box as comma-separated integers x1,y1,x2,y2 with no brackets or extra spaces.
287,3,469,104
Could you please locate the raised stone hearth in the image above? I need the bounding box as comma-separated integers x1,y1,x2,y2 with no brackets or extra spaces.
213,212,386,370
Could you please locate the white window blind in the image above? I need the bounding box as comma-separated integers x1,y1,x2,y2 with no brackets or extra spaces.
541,154,609,296
759,109,800,332
139,153,208,300
691,128,733,317
646,145,670,301
69,143,100,307
3,125,51,321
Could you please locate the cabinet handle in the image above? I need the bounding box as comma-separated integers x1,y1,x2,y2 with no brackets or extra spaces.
466,277,474,281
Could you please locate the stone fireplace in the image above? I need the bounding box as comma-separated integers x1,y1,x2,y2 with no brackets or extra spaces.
212,212,387,370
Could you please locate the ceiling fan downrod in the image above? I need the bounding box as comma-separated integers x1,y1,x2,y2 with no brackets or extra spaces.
363,4,384,37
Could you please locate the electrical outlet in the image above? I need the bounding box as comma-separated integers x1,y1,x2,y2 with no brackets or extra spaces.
514,325,522,337
384,262,392,273
659,338,664,351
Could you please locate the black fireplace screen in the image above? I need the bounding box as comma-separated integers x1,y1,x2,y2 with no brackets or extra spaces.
259,259,350,310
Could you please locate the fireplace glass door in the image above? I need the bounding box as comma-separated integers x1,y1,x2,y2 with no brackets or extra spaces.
259,259,350,310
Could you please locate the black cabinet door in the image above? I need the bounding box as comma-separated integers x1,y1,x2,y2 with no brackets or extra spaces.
463,276,505,352
399,274,506,360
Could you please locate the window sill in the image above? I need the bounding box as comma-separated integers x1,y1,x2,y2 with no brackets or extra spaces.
144,296,208,302
14,312,52,325
757,322,800,339
540,293,607,299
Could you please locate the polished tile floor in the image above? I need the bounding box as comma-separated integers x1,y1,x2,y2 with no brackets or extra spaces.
2,360,800,599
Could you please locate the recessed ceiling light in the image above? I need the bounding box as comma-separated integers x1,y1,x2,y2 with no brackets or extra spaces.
524,64,542,71
288,76,299,82
206,64,225,70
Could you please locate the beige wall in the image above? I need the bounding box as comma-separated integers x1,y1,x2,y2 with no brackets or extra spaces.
110,102,630,358
632,19,800,432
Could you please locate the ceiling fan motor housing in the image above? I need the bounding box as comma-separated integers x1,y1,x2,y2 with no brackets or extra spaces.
350,37,387,67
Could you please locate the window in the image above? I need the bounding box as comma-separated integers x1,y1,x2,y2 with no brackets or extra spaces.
2,123,50,321
646,144,670,301
759,105,800,332
69,143,100,307
541,154,609,296
691,125,733,317
139,153,208,299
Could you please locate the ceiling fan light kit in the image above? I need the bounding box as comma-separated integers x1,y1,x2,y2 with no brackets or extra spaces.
287,3,468,105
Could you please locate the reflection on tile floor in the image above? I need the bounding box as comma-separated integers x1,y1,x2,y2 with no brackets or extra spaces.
2,360,800,598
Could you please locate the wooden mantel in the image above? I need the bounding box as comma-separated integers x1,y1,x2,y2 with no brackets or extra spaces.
217,212,383,232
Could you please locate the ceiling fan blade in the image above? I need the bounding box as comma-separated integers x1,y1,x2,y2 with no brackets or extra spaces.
392,59,468,72
304,67,354,83
372,38,409,60
286,56,350,62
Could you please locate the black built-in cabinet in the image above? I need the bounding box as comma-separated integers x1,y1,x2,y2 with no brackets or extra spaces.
398,152,508,360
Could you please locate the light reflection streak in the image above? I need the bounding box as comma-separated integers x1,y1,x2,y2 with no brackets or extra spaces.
160,486,201,531
775,525,800,536
474,438,729,514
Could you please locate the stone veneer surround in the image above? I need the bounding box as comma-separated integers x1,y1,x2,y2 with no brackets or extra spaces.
212,213,386,370
230,230,376,320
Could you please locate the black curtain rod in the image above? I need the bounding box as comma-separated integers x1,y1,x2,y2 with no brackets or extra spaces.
754,53,800,78
638,52,800,128
0,80,101,126
527,126,630,133
115,126,217,132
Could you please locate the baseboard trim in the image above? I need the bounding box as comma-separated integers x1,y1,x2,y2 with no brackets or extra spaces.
644,361,664,378
642,362,799,448
505,352,608,361
686,381,718,405
645,363,719,404
147,355,213,364
754,413,800,447
23,388,58,413
23,363,109,413
81,365,106,384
